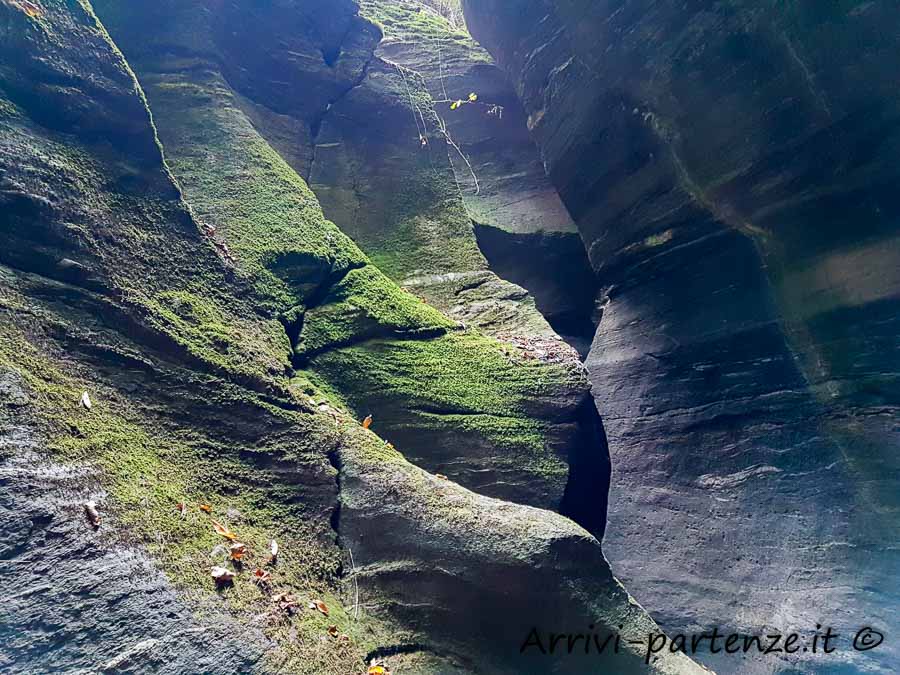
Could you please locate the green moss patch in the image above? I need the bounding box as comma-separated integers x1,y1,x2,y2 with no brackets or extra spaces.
139,289,292,380
309,331,575,461
359,0,490,63
141,69,364,310
297,265,454,356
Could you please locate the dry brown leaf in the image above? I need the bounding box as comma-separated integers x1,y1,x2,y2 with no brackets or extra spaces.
435,473,449,481
252,568,271,585
361,414,373,429
212,520,237,541
229,542,247,560
84,501,101,528
176,502,187,519
327,625,339,638
273,592,299,614
309,599,329,616
199,504,212,513
211,566,235,585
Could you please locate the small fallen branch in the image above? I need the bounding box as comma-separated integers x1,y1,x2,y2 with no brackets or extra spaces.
349,545,360,621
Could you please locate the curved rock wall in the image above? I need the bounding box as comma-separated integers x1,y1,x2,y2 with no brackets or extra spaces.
461,0,900,672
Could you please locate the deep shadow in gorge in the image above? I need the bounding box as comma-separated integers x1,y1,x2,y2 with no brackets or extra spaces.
469,223,609,536
473,222,599,357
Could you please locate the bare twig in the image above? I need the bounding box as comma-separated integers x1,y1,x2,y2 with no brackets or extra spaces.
436,114,480,195
348,546,360,621
390,59,480,195
393,62,429,145
438,46,448,101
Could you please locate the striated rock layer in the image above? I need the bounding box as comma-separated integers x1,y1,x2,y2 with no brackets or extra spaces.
462,0,900,672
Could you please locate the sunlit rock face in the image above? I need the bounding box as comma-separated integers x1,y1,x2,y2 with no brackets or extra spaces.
462,0,900,671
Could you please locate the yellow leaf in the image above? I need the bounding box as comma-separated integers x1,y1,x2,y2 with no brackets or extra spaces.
468,92,478,101
199,504,212,513
212,520,237,541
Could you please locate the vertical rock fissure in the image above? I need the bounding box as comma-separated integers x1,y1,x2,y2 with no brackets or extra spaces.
305,40,379,182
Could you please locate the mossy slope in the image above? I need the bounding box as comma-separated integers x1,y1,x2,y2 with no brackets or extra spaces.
95,0,593,515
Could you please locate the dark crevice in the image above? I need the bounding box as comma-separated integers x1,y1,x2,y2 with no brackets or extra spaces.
365,643,431,663
558,397,611,540
326,445,343,542
293,325,449,367
473,222,600,358
469,222,610,539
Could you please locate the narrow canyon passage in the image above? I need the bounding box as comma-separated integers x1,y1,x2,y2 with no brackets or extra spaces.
1,1,897,674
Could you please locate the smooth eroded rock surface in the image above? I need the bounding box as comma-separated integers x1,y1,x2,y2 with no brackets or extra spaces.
462,0,900,672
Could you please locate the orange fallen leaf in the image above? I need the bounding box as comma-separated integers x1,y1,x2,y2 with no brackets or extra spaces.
368,666,391,675
229,542,247,560
309,599,329,616
212,520,237,541
199,504,212,513
361,414,373,429
252,568,271,585
211,566,235,585
84,500,101,528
